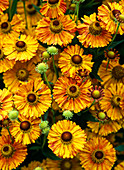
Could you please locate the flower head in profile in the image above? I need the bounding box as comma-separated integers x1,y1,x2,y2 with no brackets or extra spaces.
35,15,76,46
0,135,27,170
40,0,66,18
79,137,116,170
48,120,87,158
77,13,112,48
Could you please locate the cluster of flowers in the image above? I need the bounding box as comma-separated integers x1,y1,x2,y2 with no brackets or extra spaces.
0,0,124,169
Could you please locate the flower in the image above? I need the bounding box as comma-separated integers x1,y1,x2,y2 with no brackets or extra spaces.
79,137,116,170
87,104,122,136
0,0,9,14
3,61,41,93
98,60,124,88
98,2,124,35
0,37,16,73
62,110,73,119
10,114,41,145
40,0,66,18
0,134,27,170
99,83,124,120
8,110,19,121
0,13,25,40
77,13,112,48
17,0,42,27
35,15,76,46
58,45,94,78
21,160,46,170
46,157,82,170
53,76,92,113
39,120,49,129
35,62,49,74
47,120,87,158
47,46,58,55
114,161,124,170
0,88,13,120
104,48,120,62
3,34,38,62
13,78,52,118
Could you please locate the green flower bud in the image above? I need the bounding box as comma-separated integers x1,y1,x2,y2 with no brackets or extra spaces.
42,126,50,134
35,63,48,74
62,110,73,120
8,110,19,121
39,121,49,130
47,46,58,55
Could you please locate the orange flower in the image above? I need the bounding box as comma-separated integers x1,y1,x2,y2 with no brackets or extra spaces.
35,15,76,46
40,0,66,18
0,0,9,14
77,13,112,48
0,135,27,170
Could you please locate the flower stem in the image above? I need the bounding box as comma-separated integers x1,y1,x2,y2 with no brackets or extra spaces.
52,55,58,79
82,100,96,113
76,2,80,25
43,72,52,91
23,1,28,29
6,127,13,143
51,107,56,123
9,0,12,21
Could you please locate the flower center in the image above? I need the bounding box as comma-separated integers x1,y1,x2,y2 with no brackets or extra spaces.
26,4,36,14
89,21,102,35
20,121,31,131
0,49,5,60
50,19,63,33
111,95,122,107
97,111,107,120
91,90,101,99
112,66,124,80
1,144,14,158
1,22,11,33
16,68,29,81
61,131,72,142
0,118,10,127
26,92,38,105
71,55,82,66
92,149,105,163
66,84,80,98
15,41,27,52
48,0,59,4
60,159,72,170
107,51,115,59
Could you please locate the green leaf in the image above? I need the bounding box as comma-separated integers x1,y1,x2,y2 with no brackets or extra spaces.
32,4,43,16
9,0,18,21
108,39,124,50
29,146,42,151
115,145,124,151
42,147,62,160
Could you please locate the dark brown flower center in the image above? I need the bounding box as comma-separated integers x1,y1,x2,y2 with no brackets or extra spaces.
61,131,72,142
50,19,63,33
111,95,122,107
60,159,72,170
16,41,26,48
1,22,8,29
95,151,103,159
26,4,36,14
27,93,36,103
28,4,33,9
112,66,124,80
1,144,14,158
89,21,102,35
69,86,77,93
20,121,31,131
112,10,121,17
16,68,29,81
48,0,59,4
71,55,82,64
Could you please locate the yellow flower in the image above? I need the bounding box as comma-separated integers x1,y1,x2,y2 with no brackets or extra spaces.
0,88,13,120
77,13,112,48
35,15,76,46
0,0,9,14
13,78,52,118
58,45,94,78
40,0,66,18
0,134,27,170
99,83,124,120
48,120,87,159
17,0,42,27
3,61,41,93
0,13,25,39
21,160,47,170
79,137,116,170
98,2,124,35
3,34,38,62
53,76,92,113
98,60,124,88
114,161,124,170
10,114,41,145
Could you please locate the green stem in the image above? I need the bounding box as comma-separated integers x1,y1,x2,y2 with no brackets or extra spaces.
23,1,28,29
76,2,80,25
43,72,52,91
51,107,56,123
82,100,96,113
106,59,110,70
52,55,58,79
42,134,47,149
6,127,13,143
